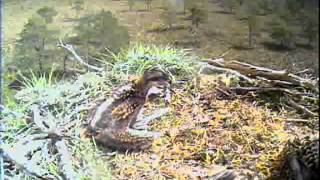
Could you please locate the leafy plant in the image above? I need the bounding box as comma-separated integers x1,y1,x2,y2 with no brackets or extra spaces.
269,16,296,48
107,43,198,81
18,65,55,89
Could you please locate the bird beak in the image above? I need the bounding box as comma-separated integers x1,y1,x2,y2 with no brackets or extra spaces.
145,86,163,102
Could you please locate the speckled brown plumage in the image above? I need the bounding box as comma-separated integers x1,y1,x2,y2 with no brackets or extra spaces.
84,68,170,152
290,136,319,171
279,136,319,180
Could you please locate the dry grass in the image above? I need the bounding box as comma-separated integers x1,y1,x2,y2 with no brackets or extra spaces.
106,75,318,179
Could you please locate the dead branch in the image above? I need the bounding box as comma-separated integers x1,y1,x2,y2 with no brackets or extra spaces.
256,77,296,87
286,97,318,118
227,60,315,90
229,87,303,97
202,58,317,90
295,68,312,75
65,67,86,74
199,63,255,84
202,58,225,67
285,118,312,123
199,58,319,118
58,40,103,72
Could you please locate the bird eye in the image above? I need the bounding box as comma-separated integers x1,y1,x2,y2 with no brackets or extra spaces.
147,77,162,82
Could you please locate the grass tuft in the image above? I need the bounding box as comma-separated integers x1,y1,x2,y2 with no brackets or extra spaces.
105,43,198,81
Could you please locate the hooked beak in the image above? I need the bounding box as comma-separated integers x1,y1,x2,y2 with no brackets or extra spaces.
145,84,172,105
145,86,163,102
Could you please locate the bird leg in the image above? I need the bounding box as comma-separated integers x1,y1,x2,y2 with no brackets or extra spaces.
133,108,169,130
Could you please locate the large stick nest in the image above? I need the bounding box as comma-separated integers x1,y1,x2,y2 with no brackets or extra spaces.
1,60,318,179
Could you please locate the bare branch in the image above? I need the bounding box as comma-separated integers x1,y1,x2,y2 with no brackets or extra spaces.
229,87,303,96
199,62,255,84
202,58,317,90
286,97,318,118
295,68,312,75
58,40,103,72
285,118,312,123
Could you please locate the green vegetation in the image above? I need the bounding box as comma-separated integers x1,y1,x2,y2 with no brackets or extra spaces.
187,0,208,28
18,68,55,89
144,0,153,11
160,1,177,29
127,0,135,11
1,44,198,179
36,6,58,23
71,0,84,18
299,9,319,47
109,43,197,80
1,1,319,178
70,10,130,63
269,16,296,48
224,0,240,14
244,1,261,47
14,14,60,73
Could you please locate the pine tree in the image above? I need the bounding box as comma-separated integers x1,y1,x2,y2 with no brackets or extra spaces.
187,0,208,28
14,15,59,73
244,0,260,47
128,0,135,11
71,0,84,18
160,1,176,29
71,10,130,64
145,0,152,11
269,16,296,48
36,6,58,23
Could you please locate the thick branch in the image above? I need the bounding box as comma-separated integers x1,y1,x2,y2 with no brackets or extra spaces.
199,63,255,84
203,58,317,90
227,60,316,89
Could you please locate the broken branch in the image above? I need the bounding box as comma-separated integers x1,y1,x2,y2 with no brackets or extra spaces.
199,63,255,84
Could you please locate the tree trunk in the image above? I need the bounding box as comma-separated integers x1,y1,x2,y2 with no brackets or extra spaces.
249,25,253,47
63,55,67,73
38,56,43,73
308,36,313,47
38,38,45,73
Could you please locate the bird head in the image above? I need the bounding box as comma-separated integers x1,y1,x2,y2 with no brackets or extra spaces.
141,67,172,104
